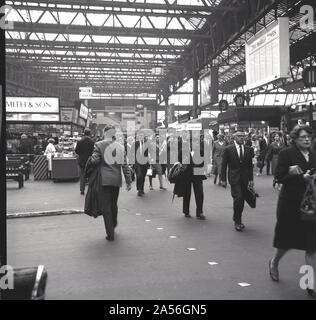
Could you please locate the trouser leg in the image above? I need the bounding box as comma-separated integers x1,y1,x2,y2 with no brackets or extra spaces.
79,166,85,192
110,187,120,228
102,186,115,238
193,179,204,215
231,184,245,224
183,180,192,214
140,165,147,191
266,161,270,175
135,164,144,191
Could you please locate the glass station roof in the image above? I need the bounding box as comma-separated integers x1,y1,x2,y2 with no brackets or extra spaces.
6,0,225,98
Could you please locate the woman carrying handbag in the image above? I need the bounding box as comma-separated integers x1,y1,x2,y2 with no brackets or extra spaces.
269,125,316,298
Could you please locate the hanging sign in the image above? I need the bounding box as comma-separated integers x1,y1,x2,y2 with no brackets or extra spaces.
79,104,88,120
60,108,74,122
6,97,59,113
219,100,229,112
234,94,246,108
303,66,316,88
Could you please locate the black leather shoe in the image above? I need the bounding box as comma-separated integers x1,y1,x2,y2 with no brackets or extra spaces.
307,288,316,298
269,259,279,282
197,215,206,220
137,191,142,196
235,224,243,232
106,235,114,241
184,213,191,218
80,191,84,195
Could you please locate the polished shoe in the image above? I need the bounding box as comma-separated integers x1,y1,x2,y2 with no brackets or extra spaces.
307,288,316,298
137,191,142,196
197,214,206,220
184,213,191,218
269,259,279,282
235,224,243,232
80,191,85,195
106,235,114,241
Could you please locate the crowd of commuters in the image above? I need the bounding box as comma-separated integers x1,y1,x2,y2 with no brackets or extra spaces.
10,124,316,298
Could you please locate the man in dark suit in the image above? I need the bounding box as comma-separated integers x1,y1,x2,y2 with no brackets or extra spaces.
75,128,95,195
129,130,149,196
258,135,268,174
220,130,254,232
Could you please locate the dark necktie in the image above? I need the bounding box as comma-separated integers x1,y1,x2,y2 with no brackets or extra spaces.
239,145,243,162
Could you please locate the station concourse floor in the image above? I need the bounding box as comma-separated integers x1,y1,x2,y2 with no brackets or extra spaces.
6,174,314,300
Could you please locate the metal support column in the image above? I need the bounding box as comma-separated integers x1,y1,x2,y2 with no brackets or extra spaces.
193,74,199,119
164,94,169,128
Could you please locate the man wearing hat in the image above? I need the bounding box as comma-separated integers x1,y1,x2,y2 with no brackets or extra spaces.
75,128,95,195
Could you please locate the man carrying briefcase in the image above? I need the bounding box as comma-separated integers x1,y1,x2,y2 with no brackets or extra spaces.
220,130,255,232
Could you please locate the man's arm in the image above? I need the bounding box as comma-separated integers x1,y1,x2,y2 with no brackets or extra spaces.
75,140,81,156
248,148,254,186
122,148,132,189
90,143,102,167
220,147,228,185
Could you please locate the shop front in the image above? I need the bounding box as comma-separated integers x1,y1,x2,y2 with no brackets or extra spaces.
6,97,84,181
286,104,316,131
217,107,282,135
6,97,61,154
6,98,88,154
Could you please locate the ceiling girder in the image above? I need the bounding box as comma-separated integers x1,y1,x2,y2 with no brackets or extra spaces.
5,39,188,56
9,0,239,13
12,22,214,40
6,57,183,70
6,52,176,63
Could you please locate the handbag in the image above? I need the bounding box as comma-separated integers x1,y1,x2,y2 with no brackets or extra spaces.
168,162,189,184
300,176,316,222
146,168,153,176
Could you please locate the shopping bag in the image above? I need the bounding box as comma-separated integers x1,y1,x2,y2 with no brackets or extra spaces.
206,164,213,175
300,176,316,222
146,168,153,176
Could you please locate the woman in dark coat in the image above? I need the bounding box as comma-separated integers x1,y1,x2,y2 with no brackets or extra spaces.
265,132,285,176
269,125,316,298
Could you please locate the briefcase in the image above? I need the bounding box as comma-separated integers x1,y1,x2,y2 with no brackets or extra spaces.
1,265,48,300
245,187,258,209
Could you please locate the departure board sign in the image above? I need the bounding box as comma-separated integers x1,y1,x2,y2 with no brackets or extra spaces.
245,17,290,90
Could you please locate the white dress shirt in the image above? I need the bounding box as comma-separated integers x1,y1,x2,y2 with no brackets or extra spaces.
234,141,244,160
